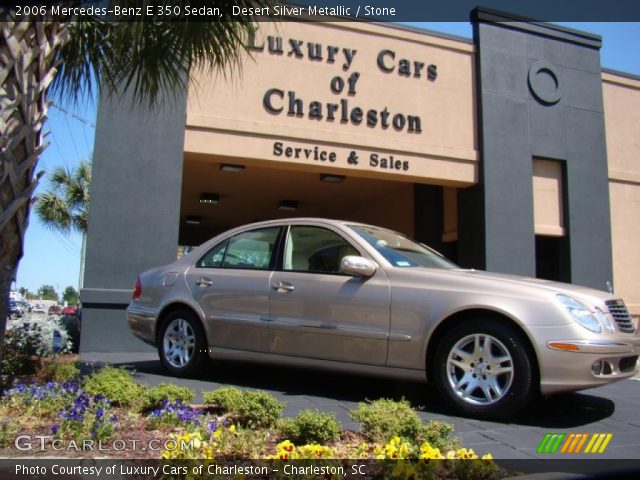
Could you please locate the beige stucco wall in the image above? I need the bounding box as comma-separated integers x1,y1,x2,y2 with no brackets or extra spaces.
603,71,640,318
184,22,477,187
532,159,564,237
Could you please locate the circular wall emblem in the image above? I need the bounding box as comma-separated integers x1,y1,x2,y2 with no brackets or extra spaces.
528,61,561,105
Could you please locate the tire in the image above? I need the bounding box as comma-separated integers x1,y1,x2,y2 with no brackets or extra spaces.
158,309,208,377
433,318,535,419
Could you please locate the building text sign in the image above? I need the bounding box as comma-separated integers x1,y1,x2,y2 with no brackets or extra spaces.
273,141,410,171
251,33,437,135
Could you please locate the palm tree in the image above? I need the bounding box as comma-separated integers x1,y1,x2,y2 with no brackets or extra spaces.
35,160,91,288
0,2,270,363
35,161,91,235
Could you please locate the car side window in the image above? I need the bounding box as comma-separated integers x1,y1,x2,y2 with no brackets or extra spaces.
197,239,229,268
221,227,280,270
283,226,359,274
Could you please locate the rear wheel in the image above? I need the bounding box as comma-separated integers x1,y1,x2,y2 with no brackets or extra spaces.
433,318,535,419
158,309,207,377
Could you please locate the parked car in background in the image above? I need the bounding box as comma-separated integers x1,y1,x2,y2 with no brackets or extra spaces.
17,301,31,313
32,304,47,314
127,218,639,418
8,300,23,317
48,305,62,316
61,305,78,316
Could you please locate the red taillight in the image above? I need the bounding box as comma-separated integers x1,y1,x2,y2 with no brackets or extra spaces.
133,277,142,300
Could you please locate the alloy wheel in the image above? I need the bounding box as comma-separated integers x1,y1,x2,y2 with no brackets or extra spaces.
162,318,196,369
446,333,514,405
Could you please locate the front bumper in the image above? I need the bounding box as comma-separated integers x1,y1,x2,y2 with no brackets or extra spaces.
538,335,640,395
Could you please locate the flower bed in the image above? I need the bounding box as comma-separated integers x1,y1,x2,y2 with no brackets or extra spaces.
0,359,507,479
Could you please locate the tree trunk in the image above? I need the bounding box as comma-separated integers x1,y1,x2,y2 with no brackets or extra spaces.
0,16,70,367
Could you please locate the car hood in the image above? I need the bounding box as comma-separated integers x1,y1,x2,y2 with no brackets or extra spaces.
392,267,615,309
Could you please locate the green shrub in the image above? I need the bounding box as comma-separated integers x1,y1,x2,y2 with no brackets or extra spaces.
202,387,284,428
237,391,284,428
202,387,244,413
279,409,341,444
44,362,80,383
142,383,194,411
0,419,19,448
1,324,45,376
83,366,144,407
215,426,270,458
421,420,456,451
351,398,422,443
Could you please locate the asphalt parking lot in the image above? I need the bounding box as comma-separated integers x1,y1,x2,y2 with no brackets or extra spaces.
83,352,640,467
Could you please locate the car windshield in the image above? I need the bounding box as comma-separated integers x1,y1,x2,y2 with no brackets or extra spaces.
349,225,458,269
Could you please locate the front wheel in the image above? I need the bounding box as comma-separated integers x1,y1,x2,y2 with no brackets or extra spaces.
158,309,207,377
433,318,536,419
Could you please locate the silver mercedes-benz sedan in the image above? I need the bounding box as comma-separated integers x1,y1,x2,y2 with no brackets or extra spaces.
127,218,639,418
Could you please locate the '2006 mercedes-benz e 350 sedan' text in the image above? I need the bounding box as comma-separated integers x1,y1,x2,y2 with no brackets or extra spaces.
127,218,639,418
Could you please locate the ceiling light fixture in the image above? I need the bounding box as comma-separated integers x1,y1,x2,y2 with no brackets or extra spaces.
219,164,245,173
199,192,220,204
278,200,298,211
320,174,346,183
185,215,202,225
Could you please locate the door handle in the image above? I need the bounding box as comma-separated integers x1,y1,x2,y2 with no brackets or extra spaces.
196,277,213,287
272,281,295,292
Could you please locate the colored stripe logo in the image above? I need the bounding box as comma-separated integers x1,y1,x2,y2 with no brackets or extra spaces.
537,433,613,454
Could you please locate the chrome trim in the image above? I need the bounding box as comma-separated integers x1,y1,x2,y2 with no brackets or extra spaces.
606,299,635,333
389,333,412,342
269,321,389,340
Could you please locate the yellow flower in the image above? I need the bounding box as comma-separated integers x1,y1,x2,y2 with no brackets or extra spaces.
228,424,236,433
296,443,335,458
456,448,478,459
482,453,493,460
419,442,444,460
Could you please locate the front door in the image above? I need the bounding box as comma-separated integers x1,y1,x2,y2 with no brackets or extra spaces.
269,225,390,365
186,226,281,353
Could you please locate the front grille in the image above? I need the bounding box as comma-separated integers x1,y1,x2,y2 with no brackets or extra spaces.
619,356,639,373
606,300,636,333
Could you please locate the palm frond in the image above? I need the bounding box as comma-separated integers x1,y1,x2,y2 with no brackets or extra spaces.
36,160,92,233
51,0,272,109
50,166,73,190
34,192,73,235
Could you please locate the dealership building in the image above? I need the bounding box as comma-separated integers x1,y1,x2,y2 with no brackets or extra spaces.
79,10,640,352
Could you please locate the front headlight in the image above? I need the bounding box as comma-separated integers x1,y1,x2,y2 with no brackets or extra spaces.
595,309,616,333
556,294,605,333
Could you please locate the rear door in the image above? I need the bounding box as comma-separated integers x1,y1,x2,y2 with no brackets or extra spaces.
185,226,281,353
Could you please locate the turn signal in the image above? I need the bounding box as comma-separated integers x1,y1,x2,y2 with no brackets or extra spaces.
547,342,580,352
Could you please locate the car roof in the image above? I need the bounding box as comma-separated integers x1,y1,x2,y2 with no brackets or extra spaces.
224,217,374,230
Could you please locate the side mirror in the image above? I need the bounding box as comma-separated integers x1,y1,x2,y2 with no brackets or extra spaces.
340,256,377,278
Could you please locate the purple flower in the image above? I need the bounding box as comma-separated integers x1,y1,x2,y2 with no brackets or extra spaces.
147,401,202,426
96,408,104,418
51,424,59,435
206,420,219,434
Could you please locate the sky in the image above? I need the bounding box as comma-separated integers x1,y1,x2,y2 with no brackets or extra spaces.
13,21,640,297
